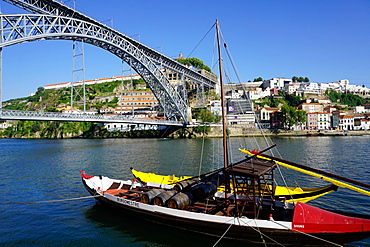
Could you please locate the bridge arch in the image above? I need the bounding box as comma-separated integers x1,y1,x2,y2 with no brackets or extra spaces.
0,14,189,123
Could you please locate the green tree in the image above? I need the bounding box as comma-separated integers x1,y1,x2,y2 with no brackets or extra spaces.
277,91,301,107
198,109,215,123
253,77,263,82
195,125,211,134
177,57,212,73
255,95,283,108
284,93,301,107
278,105,306,129
214,114,221,123
280,105,296,129
295,110,307,128
325,89,365,106
28,87,45,102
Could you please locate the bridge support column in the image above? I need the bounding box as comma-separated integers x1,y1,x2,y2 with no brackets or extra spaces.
0,47,2,109
71,41,86,112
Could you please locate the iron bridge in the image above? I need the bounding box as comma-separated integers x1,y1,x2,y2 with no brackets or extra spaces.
0,109,186,127
0,0,219,126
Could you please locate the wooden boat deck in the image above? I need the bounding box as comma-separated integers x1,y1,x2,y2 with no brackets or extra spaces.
227,158,276,176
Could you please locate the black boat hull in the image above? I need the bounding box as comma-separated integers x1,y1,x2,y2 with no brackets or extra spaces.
82,179,370,246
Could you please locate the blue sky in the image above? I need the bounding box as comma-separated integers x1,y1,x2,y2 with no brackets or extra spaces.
1,0,370,101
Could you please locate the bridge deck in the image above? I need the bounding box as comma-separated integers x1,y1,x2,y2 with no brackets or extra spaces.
0,109,186,127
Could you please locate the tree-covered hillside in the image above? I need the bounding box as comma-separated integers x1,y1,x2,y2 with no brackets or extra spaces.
0,79,147,138
3,79,146,112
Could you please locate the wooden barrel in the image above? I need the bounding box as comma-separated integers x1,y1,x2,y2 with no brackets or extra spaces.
191,182,217,201
154,190,176,206
141,188,164,204
211,173,225,186
174,178,200,192
168,192,192,209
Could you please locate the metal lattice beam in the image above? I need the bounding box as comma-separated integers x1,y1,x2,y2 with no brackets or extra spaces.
3,0,218,89
0,109,186,126
0,14,189,123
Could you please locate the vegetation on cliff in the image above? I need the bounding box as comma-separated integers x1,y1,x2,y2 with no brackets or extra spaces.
176,57,212,73
325,89,366,107
1,78,143,138
0,121,94,138
3,78,147,112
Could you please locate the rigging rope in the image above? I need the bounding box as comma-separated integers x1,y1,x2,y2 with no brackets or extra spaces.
187,23,215,58
0,195,102,205
219,27,297,202
271,219,343,247
213,20,343,247
198,125,206,177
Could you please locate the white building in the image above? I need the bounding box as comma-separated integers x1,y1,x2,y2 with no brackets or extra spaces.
255,107,278,129
246,88,271,100
284,84,300,94
0,120,13,129
358,119,370,130
351,106,367,114
208,100,222,116
339,115,354,130
317,112,331,130
261,78,292,90
256,107,278,122
44,74,143,90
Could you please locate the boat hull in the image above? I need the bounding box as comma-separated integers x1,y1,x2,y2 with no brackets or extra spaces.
82,176,370,246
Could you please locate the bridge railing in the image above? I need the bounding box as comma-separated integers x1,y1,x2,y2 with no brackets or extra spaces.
0,109,185,126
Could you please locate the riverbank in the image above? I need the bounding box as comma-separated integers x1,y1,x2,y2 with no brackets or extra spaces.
2,121,369,139
182,125,370,138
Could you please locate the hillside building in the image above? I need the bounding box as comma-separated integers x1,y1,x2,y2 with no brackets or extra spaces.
298,103,324,113
255,107,278,129
338,115,355,130
114,91,159,115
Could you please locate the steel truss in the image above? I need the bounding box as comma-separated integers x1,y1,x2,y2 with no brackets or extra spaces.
0,109,185,126
3,0,218,88
0,14,189,123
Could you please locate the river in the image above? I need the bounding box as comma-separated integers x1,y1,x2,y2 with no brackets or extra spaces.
1,136,370,246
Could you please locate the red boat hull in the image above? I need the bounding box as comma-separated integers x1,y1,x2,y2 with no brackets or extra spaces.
293,202,370,233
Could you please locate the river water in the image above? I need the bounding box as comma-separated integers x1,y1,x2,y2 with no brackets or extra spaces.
1,136,370,246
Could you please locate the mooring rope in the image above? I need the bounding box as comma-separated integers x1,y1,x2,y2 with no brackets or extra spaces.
243,220,285,247
252,219,268,247
0,195,101,205
213,219,234,247
213,217,285,247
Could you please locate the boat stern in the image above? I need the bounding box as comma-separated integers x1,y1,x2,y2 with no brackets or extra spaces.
292,202,370,234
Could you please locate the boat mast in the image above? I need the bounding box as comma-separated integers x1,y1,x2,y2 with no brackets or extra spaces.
216,20,228,169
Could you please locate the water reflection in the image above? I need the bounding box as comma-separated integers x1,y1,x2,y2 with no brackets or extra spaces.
1,136,370,246
84,203,235,247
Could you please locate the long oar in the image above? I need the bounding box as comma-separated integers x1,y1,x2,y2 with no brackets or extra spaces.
239,149,370,197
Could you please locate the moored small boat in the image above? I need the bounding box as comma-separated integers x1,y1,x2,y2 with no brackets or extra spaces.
81,20,370,246
81,168,370,246
130,168,338,203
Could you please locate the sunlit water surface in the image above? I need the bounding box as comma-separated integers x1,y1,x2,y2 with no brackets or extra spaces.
1,136,370,246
